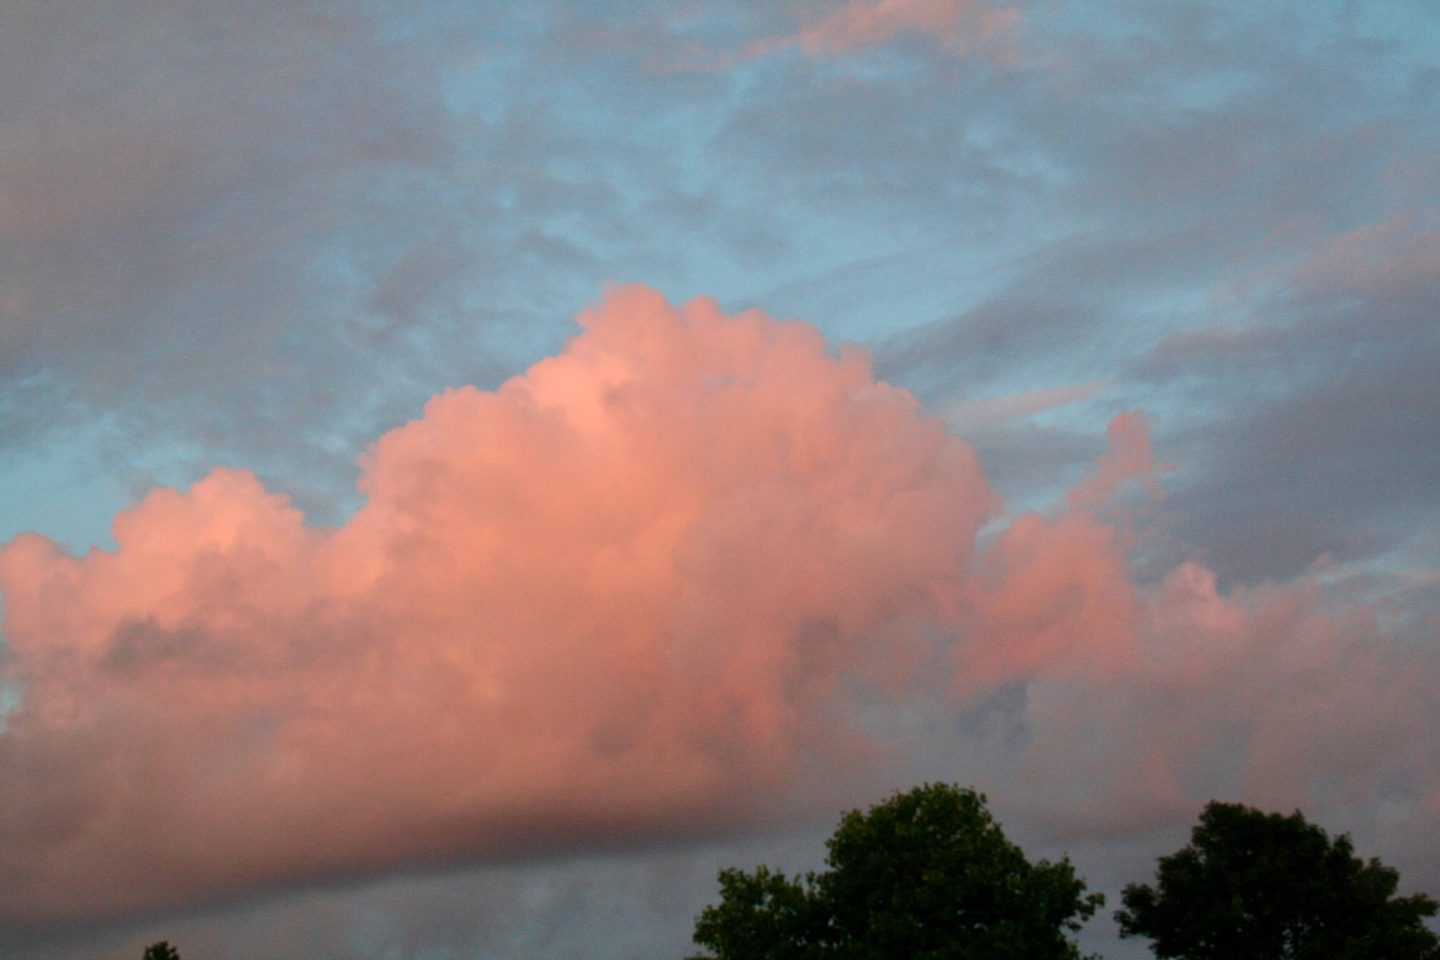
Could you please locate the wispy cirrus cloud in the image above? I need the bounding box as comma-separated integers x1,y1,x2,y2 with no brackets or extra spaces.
945,380,1111,431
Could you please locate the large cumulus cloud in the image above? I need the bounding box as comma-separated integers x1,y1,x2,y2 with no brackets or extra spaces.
2,286,1437,943
0,287,994,929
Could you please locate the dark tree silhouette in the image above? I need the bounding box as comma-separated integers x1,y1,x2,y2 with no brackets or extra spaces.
690,783,1103,960
143,943,179,960
1117,801,1440,960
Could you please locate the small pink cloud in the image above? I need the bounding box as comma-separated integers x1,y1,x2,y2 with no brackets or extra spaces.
956,412,1159,694
666,0,1022,71
786,0,1021,60
1065,409,1168,513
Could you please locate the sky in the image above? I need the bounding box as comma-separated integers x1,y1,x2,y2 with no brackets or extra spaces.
1,1,1438,957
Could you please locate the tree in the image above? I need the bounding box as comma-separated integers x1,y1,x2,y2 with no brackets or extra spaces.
143,943,179,960
690,783,1103,960
691,865,828,960
1116,801,1440,960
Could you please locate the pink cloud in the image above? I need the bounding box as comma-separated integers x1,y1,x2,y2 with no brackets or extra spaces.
0,286,995,928
1064,408,1168,512
665,0,1021,71
955,412,1164,695
786,0,1021,59
1011,561,1438,843
940,416,1440,861
3,286,1437,934
960,510,1138,694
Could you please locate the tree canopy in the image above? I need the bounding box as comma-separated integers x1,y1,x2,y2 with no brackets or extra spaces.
689,782,1103,960
1116,800,1440,960
142,943,179,960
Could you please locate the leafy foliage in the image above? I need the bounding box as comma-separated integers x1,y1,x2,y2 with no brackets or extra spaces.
690,783,1103,960
691,865,828,960
143,943,179,960
1117,801,1440,960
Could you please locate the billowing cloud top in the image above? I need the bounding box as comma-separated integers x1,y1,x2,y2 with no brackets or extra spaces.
5,287,1436,945
1,287,997,928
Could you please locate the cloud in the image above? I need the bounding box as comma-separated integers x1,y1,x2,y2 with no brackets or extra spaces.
1011,561,1440,858
0,0,458,382
0,0,512,522
763,0,1020,61
937,407,1438,874
630,0,1021,72
945,381,1111,431
1290,212,1440,310
4,2,1439,955
2,286,1437,946
0,286,995,930
1138,211,1440,585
